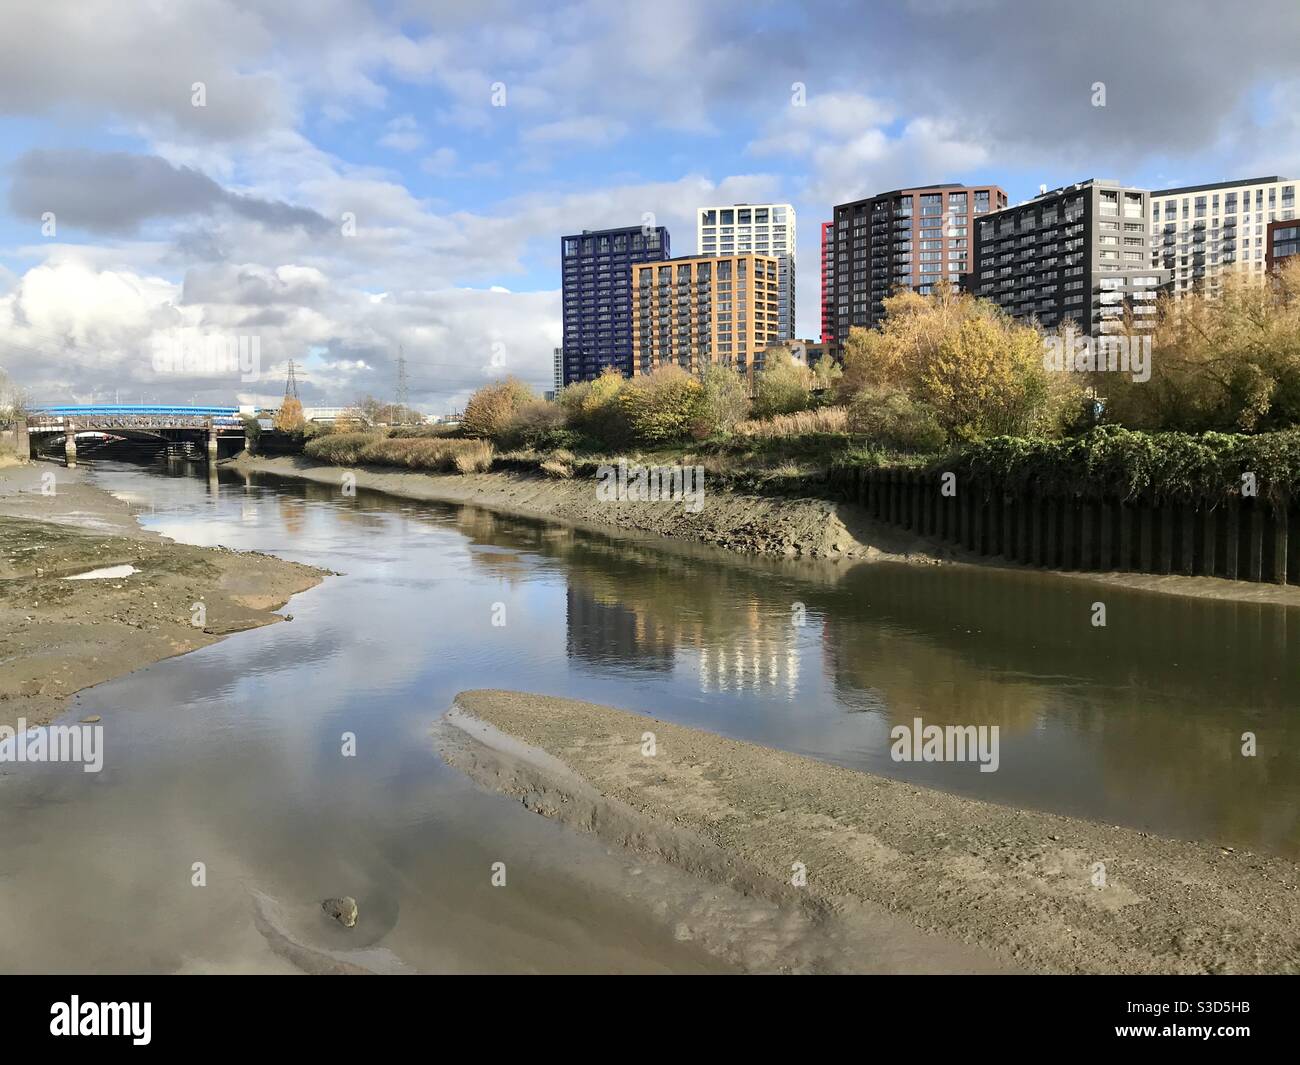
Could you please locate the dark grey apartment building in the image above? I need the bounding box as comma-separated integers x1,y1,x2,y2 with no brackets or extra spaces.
971,179,1169,336
560,225,670,385
828,183,1007,344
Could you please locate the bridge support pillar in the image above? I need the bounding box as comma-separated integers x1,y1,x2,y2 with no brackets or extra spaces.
64,423,77,468
207,421,218,465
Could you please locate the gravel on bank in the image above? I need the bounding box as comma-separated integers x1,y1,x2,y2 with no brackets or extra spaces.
0,463,326,729
443,689,1300,975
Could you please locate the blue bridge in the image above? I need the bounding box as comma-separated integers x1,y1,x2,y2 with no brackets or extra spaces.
24,404,247,466
32,404,241,419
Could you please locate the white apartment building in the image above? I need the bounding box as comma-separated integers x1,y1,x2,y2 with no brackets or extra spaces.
697,203,796,339
1149,176,1296,295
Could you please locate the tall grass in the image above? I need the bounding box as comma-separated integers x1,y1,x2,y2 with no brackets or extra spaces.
305,431,493,474
734,407,849,438
450,440,493,473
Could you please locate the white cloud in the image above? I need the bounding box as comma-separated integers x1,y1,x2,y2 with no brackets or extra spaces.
0,252,560,411
377,115,426,152
522,116,628,147
748,92,896,157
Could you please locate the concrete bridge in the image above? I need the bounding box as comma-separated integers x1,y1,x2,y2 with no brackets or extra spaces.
24,405,245,467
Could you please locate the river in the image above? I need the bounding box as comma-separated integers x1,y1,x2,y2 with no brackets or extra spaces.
2,459,1297,972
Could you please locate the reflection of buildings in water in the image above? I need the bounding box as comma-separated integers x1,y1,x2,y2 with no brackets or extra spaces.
276,494,306,536
698,639,800,695
684,600,801,695
562,568,803,692
565,585,675,672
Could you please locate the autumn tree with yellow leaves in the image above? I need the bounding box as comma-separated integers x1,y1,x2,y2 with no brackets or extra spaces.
838,282,1080,444
1099,258,1300,432
273,395,305,431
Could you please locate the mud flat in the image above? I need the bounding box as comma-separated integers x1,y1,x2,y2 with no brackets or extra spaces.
0,463,326,730
227,453,943,564
441,689,1300,975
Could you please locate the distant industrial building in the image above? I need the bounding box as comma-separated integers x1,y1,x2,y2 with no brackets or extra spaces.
301,406,350,422
560,225,670,385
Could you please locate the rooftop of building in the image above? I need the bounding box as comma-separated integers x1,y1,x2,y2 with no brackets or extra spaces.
834,183,1006,209
562,224,670,239
635,252,781,265
1151,176,1292,197
980,178,1148,216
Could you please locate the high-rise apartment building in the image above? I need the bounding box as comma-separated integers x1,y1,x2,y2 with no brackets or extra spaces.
630,254,782,382
697,204,796,340
820,220,834,344
1149,177,1296,295
829,184,1006,343
971,179,1168,335
560,225,670,385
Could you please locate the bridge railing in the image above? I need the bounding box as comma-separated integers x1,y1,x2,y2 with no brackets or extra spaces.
27,414,244,432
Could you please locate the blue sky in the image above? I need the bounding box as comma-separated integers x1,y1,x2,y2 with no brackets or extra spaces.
1,0,1298,411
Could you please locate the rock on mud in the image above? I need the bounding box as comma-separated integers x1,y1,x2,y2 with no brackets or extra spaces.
322,896,358,928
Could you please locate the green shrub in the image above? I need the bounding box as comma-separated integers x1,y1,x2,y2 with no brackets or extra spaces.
240,414,262,454
752,347,812,418
942,426,1300,505
496,398,564,448
527,427,593,452
619,365,704,445
558,368,631,448
847,387,946,453
692,364,751,439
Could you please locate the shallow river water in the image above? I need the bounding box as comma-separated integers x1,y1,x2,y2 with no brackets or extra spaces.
1,460,1297,972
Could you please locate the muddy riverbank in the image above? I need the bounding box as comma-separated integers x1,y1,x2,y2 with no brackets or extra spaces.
228,453,1300,607
0,462,326,729
443,689,1300,975
226,452,945,564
